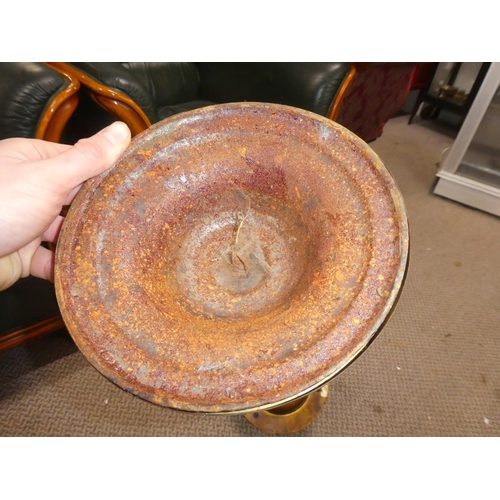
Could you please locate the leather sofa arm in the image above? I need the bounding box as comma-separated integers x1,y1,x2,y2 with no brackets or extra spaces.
0,62,79,142
197,63,352,118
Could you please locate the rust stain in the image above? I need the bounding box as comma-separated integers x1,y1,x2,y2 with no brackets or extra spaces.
54,102,409,414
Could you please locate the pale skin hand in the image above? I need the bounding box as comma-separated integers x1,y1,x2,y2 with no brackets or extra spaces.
0,122,131,291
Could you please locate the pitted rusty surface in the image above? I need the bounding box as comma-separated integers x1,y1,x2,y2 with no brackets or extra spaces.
55,103,409,413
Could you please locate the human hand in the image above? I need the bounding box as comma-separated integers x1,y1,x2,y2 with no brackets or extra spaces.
0,122,131,291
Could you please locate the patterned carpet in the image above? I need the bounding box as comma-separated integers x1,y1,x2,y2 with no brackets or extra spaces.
1,114,499,436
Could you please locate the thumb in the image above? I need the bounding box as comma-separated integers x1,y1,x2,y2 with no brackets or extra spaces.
41,121,131,191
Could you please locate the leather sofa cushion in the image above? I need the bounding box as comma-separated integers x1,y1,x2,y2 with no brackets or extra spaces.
158,99,215,120
123,62,201,110
197,62,351,117
0,62,68,140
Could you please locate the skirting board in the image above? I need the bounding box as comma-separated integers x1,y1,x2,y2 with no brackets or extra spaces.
434,171,500,217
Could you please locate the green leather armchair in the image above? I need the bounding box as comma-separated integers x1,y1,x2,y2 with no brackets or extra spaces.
51,62,353,141
51,62,416,144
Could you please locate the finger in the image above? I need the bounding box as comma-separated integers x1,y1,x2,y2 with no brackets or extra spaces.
30,245,54,282
42,215,65,243
37,122,131,192
0,253,22,291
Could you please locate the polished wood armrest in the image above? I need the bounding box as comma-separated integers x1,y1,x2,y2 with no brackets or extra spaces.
37,64,81,143
328,63,357,121
0,316,66,353
47,62,151,137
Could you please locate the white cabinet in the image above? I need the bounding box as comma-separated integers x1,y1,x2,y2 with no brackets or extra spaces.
434,63,500,217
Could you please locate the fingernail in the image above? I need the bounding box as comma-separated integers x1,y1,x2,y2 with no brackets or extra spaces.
100,122,130,145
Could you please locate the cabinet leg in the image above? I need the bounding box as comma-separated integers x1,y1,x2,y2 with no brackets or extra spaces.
432,106,441,119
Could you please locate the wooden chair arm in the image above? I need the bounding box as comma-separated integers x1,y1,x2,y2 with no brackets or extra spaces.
0,316,65,353
47,62,151,137
37,64,81,143
328,63,357,121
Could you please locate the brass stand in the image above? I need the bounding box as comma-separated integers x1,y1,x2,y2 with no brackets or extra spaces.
244,385,328,435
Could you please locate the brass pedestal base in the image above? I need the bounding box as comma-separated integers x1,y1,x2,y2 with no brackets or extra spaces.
244,385,328,435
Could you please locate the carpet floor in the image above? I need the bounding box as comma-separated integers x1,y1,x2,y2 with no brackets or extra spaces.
1,114,499,436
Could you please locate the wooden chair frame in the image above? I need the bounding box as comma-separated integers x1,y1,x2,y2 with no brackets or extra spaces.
327,63,357,121
37,64,81,142
47,62,151,137
0,316,66,353
48,62,362,134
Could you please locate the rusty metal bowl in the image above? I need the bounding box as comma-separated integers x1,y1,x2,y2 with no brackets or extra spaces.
55,102,408,414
